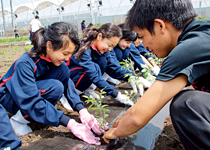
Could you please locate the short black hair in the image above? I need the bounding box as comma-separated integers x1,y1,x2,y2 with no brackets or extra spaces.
118,23,137,41
35,15,39,19
126,0,197,34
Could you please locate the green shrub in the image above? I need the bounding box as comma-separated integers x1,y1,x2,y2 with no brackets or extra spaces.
197,16,208,20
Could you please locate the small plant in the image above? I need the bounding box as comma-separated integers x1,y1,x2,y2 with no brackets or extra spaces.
144,52,165,67
120,57,141,89
140,64,153,78
83,88,110,130
124,90,137,103
120,57,142,101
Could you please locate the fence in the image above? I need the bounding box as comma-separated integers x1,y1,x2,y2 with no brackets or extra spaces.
0,7,210,38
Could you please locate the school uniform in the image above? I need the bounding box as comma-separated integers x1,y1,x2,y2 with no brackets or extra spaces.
136,43,154,59
156,19,210,149
66,43,133,98
112,43,145,71
0,50,84,149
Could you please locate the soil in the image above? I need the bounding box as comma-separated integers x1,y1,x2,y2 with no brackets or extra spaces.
0,45,185,150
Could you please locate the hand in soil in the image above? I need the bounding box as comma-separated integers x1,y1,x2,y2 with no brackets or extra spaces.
103,128,126,144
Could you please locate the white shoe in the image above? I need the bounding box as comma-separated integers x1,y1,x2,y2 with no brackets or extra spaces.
59,95,73,110
10,110,32,137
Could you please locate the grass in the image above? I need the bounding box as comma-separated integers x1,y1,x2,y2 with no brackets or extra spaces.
0,45,33,78
0,36,30,44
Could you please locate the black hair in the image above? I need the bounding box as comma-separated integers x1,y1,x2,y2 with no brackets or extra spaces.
28,22,80,58
74,23,122,59
81,20,85,24
125,0,197,34
35,15,39,19
118,23,137,41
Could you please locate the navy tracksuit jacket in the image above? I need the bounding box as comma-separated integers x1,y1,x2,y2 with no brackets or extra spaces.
66,43,133,98
112,43,145,71
0,51,84,149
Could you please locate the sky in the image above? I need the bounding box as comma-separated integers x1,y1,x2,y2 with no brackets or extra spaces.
1,0,41,8
0,0,135,17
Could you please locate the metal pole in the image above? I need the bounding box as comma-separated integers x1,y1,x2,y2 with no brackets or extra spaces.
1,0,6,36
90,0,94,24
10,0,14,29
96,0,99,24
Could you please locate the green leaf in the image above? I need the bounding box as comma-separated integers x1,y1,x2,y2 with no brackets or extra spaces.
101,105,109,108
103,109,110,113
82,95,89,99
104,114,109,118
97,117,103,123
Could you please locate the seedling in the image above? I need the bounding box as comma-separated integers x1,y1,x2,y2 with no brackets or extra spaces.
120,57,142,102
124,90,138,103
83,88,110,130
141,63,152,77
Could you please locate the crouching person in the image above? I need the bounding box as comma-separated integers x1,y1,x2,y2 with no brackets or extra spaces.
0,22,102,150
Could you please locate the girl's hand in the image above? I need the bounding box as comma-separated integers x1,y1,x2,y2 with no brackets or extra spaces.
79,108,108,135
67,119,101,145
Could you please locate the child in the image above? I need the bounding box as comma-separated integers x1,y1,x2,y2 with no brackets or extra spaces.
14,26,19,38
113,23,159,76
103,0,210,149
81,20,86,31
66,23,139,106
0,22,101,150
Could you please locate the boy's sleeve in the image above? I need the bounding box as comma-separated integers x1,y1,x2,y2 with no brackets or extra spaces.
157,34,210,85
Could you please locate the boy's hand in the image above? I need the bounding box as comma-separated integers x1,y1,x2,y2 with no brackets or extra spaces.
112,117,122,128
103,128,126,144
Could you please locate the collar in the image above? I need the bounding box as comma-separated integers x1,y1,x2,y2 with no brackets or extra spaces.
39,55,52,62
90,42,99,52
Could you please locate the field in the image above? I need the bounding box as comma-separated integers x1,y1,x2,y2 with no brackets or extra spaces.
0,45,185,150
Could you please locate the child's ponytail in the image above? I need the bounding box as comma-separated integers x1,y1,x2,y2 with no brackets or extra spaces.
28,28,47,57
74,23,122,60
28,22,80,58
74,27,98,60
